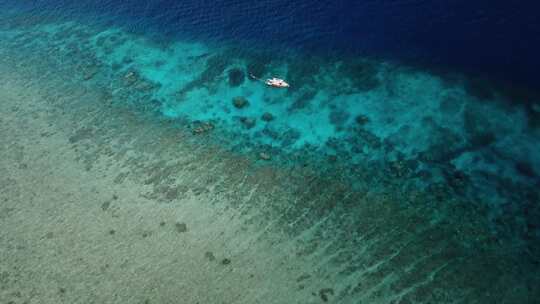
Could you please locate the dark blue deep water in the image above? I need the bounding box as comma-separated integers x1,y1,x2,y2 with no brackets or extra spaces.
7,0,540,88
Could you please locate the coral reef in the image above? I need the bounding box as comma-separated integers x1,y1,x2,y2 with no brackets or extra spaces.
228,68,245,87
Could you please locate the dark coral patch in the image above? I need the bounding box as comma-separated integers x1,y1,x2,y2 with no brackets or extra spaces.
319,288,334,302
246,54,272,78
338,59,380,91
175,222,188,233
261,112,274,122
289,89,317,111
232,96,249,109
240,117,256,129
228,68,245,87
205,251,216,261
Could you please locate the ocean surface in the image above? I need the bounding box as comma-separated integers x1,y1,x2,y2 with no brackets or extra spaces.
6,0,540,87
1,1,539,303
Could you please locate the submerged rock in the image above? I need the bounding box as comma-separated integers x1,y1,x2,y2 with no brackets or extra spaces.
82,65,99,80
259,152,271,160
175,222,188,233
327,154,338,163
123,70,139,86
262,127,279,140
389,160,411,178
356,129,381,148
282,129,301,147
240,117,256,129
319,288,334,302
135,79,160,92
228,68,245,87
232,96,249,109
192,121,215,135
355,114,370,125
204,251,216,261
289,89,317,111
261,112,274,122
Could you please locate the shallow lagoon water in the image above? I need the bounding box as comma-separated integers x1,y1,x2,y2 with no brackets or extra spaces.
1,2,540,303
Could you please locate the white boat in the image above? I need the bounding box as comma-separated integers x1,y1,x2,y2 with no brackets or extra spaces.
265,77,290,88
250,73,290,88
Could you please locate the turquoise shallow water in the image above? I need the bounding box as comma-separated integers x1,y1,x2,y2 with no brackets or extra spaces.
1,4,540,303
